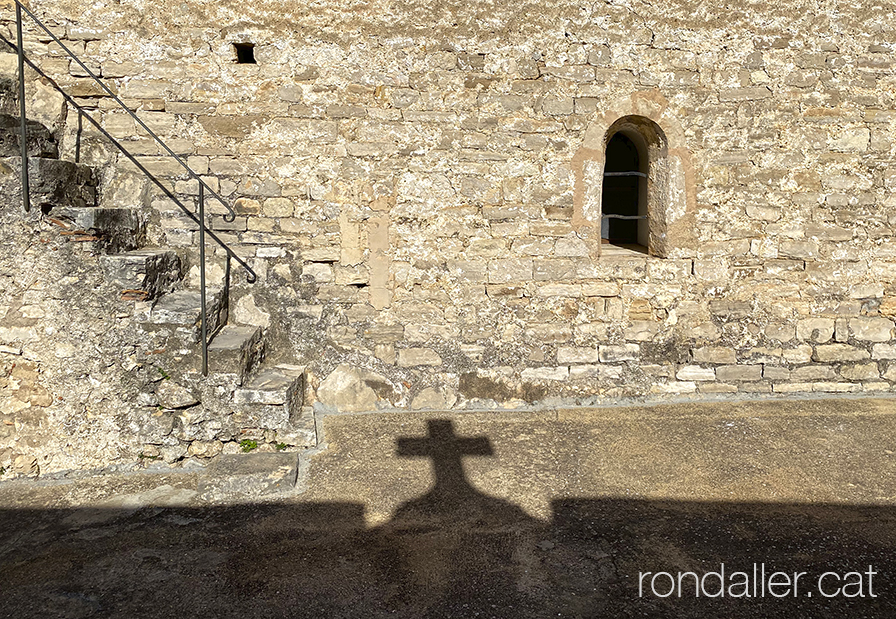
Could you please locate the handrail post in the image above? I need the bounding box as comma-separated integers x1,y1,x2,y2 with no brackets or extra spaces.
75,110,82,163
15,1,30,213
199,184,208,377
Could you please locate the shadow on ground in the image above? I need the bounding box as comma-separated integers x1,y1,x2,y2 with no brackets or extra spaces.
1,419,893,618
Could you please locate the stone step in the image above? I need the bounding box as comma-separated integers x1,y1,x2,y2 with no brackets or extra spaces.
100,248,183,300
231,365,311,446
234,365,304,408
0,156,95,209
208,324,264,383
197,452,300,501
49,206,146,254
148,288,228,342
0,113,59,158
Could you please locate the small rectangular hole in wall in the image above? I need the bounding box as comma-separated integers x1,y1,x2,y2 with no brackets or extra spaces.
233,43,256,64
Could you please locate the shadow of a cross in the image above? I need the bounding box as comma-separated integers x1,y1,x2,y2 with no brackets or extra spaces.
396,419,493,498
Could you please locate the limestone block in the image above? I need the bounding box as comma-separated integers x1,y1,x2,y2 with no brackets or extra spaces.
411,387,458,410
782,345,813,364
791,365,837,380
848,317,893,342
676,365,716,381
234,294,271,328
526,324,572,343
582,282,619,297
303,262,334,282
555,235,590,257
397,348,442,367
830,128,870,152
262,198,295,217
188,441,224,458
692,346,737,364
599,344,639,363
364,324,405,343
316,364,389,413
719,87,771,101
763,366,790,380
488,258,533,284
796,318,835,343
840,363,880,381
872,344,896,360
541,65,595,81
557,347,600,364
812,382,861,393
699,383,738,394
814,344,871,362
534,259,576,281
156,380,199,410
511,238,555,256
715,365,762,382
693,258,730,282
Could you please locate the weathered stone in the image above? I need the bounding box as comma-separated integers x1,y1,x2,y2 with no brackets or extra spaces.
848,317,893,342
316,364,390,412
12,455,39,476
715,365,762,382
0,114,58,158
557,347,600,364
872,344,896,360
599,344,639,363
411,387,458,410
796,318,834,344
100,249,182,299
234,294,271,328
791,365,837,380
156,380,199,410
840,363,880,381
676,365,716,381
782,346,814,364
188,440,224,458
397,348,442,367
207,325,265,382
814,344,871,362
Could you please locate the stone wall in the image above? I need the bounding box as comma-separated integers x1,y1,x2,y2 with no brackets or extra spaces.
2,0,896,473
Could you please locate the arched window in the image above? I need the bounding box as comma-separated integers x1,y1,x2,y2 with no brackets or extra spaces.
596,116,670,257
601,132,647,248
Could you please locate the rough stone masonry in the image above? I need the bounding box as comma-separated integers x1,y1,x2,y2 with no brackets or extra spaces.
1,0,896,476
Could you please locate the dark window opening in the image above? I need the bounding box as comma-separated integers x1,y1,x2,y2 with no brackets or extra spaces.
234,43,257,64
601,132,647,248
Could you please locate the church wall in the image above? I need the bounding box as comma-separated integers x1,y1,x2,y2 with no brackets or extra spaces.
2,0,896,472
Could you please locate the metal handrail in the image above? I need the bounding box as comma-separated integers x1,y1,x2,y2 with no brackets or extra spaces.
9,4,258,376
14,0,238,223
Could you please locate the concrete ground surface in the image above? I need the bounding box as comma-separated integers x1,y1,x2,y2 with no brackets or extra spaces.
2,397,896,617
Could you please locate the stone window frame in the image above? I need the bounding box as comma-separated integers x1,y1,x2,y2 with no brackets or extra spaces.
572,92,696,259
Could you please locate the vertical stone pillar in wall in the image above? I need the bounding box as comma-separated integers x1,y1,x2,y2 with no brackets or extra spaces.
368,197,392,310
339,213,363,266
577,155,604,227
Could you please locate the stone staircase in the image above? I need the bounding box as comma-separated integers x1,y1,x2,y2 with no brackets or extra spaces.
1,106,315,458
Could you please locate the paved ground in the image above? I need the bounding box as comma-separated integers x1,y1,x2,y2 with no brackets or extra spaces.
2,397,896,617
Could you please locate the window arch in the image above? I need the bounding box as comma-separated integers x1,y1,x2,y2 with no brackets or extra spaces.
600,116,670,256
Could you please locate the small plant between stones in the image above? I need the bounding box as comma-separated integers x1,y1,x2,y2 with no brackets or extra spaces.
275,442,288,451
240,439,258,453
